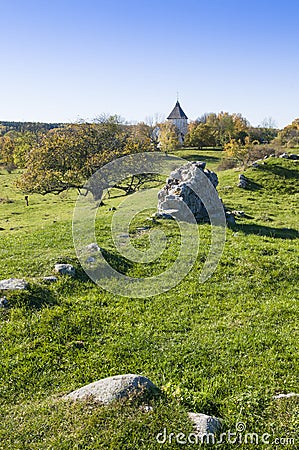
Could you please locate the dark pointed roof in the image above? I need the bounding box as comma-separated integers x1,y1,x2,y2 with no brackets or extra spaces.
167,101,188,120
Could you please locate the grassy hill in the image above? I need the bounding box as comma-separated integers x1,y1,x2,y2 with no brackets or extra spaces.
0,151,298,449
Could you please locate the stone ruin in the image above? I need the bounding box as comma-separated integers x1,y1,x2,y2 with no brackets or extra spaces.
157,161,219,222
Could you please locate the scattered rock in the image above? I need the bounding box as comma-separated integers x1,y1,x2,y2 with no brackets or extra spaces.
43,276,58,283
157,161,219,222
108,207,116,211
226,212,236,226
273,392,299,400
232,210,245,217
65,374,159,405
280,152,289,159
0,278,28,290
136,227,150,232
86,256,96,263
0,296,8,308
54,264,75,277
289,154,299,160
188,412,223,436
238,174,248,189
85,242,101,252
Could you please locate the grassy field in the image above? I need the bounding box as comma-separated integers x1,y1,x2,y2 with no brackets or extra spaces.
0,149,298,449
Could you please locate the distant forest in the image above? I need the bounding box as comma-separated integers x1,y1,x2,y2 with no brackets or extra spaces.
0,121,64,133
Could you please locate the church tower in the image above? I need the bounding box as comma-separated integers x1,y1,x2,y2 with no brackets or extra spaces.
167,100,188,144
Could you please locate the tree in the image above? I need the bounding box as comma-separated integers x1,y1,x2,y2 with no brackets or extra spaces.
274,119,299,148
185,122,216,148
187,112,250,148
17,119,129,199
158,121,180,152
17,117,162,200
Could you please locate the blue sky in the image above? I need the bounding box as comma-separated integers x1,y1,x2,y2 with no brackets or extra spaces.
0,0,298,128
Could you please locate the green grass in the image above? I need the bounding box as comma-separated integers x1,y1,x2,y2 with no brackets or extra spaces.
0,151,298,449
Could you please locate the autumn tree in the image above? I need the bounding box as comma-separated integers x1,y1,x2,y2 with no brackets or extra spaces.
274,119,299,148
185,122,216,148
17,118,129,199
186,112,250,149
158,121,180,152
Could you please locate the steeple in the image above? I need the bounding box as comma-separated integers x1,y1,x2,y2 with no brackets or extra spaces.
167,101,188,120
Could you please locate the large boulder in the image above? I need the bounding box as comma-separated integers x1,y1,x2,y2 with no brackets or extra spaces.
157,161,219,222
65,374,159,404
0,278,28,290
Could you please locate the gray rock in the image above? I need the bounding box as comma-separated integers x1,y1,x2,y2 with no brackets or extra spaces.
0,296,8,307
226,212,236,226
289,154,299,160
232,210,245,217
0,278,28,290
43,276,58,283
65,374,159,404
85,243,101,252
280,152,289,159
157,161,219,222
238,174,248,189
273,392,299,400
86,256,96,263
54,264,75,277
188,412,223,436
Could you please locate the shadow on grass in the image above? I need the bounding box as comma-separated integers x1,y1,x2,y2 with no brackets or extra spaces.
5,285,57,309
238,224,299,239
258,163,299,180
178,154,221,164
241,177,263,190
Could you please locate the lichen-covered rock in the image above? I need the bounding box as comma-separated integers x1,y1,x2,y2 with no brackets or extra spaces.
65,374,159,404
0,278,28,290
188,412,223,436
0,296,8,307
273,392,299,399
238,174,248,188
43,276,58,283
54,264,75,277
157,161,219,222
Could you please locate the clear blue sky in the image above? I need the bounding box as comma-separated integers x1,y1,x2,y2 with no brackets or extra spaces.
0,0,298,128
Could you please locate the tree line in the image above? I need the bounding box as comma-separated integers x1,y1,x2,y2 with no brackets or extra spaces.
0,113,298,198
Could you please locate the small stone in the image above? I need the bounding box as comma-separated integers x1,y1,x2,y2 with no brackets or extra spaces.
65,374,159,405
280,152,289,159
288,154,299,160
238,174,248,189
188,412,223,436
232,210,245,217
86,256,96,263
85,243,101,252
54,264,75,277
273,392,299,400
0,278,28,290
0,296,8,308
43,276,58,283
226,212,236,226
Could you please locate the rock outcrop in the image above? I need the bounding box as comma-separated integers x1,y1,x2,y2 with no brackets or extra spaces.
157,161,219,222
65,374,159,404
0,278,28,290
